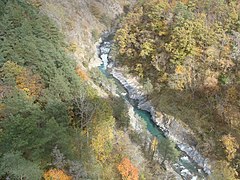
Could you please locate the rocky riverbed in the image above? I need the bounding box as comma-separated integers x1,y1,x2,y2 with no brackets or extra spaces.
111,68,211,175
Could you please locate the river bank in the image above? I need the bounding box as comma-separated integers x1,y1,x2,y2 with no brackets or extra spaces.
97,35,211,179
111,67,211,175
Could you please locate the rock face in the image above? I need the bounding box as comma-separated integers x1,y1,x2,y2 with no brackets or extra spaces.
32,0,136,97
111,68,211,175
29,0,135,67
126,102,183,180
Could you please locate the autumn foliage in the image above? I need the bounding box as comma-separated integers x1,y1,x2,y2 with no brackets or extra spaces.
115,0,240,176
75,66,89,80
2,61,43,97
221,134,239,161
117,158,139,180
44,169,72,180
16,69,43,97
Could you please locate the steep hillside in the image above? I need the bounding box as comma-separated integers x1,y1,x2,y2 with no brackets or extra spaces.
114,0,240,179
0,0,148,179
1,0,175,179
3,0,239,179
28,0,135,68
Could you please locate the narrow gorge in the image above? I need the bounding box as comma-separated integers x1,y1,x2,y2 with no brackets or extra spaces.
97,34,211,179
1,0,239,179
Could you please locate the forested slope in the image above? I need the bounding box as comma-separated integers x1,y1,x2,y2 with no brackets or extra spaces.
0,0,130,179
115,0,240,179
2,0,240,179
0,0,173,179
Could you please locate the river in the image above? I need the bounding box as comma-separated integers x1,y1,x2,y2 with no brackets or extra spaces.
97,34,207,180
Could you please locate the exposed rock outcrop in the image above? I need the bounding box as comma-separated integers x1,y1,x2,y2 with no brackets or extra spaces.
30,0,136,97
127,102,183,180
111,68,211,175
29,0,135,67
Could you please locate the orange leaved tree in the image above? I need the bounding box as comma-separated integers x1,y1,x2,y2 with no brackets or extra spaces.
44,169,72,180
117,158,139,180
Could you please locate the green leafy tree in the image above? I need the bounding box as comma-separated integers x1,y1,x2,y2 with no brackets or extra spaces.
112,97,129,130
0,151,43,179
0,90,70,160
158,139,180,165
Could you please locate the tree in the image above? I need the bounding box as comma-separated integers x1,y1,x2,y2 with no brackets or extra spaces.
158,139,180,165
0,151,43,180
0,61,44,98
47,73,71,101
221,134,239,161
209,160,238,180
51,146,67,169
117,158,139,180
143,78,153,97
75,66,89,81
68,161,88,180
0,89,70,161
44,169,72,180
112,97,129,130
45,99,69,126
91,116,115,163
148,136,158,160
1,61,24,84
50,146,88,179
72,92,97,130
0,0,114,179
15,67,43,97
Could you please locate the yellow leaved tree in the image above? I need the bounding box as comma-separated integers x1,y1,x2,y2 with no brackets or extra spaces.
91,116,115,163
44,169,72,180
221,134,239,161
